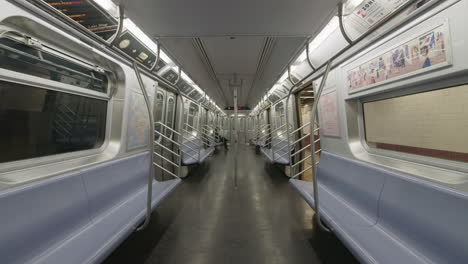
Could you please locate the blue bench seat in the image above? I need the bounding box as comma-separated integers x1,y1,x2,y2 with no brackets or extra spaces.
181,138,215,165
260,138,292,165
290,152,468,264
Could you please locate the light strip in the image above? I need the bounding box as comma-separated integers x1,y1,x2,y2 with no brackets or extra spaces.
123,19,158,53
181,71,194,84
93,0,117,13
308,16,339,52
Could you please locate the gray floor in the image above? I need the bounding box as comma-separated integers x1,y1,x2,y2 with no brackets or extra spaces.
103,145,359,264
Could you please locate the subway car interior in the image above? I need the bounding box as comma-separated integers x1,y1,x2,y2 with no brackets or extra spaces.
1,0,468,263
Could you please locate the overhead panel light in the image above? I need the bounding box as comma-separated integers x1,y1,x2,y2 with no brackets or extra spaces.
123,18,158,53
193,84,204,94
93,0,117,14
294,49,307,65
181,71,194,84
160,50,175,66
278,71,288,83
308,16,339,52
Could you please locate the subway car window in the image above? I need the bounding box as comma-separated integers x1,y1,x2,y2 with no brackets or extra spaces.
165,96,175,137
275,102,285,129
0,80,107,163
186,103,199,134
154,92,165,141
0,37,108,93
363,84,468,163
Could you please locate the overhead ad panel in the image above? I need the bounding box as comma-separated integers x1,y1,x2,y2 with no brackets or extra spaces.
115,31,158,69
43,0,118,40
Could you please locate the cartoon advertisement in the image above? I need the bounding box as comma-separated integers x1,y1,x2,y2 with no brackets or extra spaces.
347,24,449,93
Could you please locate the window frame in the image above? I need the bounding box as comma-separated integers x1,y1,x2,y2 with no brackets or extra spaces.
165,94,176,137
0,32,111,100
0,32,113,173
274,101,285,129
154,91,166,143
356,81,468,177
186,102,200,135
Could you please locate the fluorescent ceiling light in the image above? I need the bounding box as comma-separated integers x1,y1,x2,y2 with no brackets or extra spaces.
294,50,307,65
193,84,204,93
160,50,174,65
93,0,117,13
290,65,299,73
181,71,194,84
309,16,339,52
123,18,158,53
278,71,288,83
343,0,365,15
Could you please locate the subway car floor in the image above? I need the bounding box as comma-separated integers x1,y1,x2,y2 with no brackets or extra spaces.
103,145,358,264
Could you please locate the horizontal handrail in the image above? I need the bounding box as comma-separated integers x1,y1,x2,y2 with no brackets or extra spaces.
293,134,310,145
155,121,181,135
183,123,198,131
153,151,179,167
271,134,295,148
290,122,311,135
258,124,287,140
154,140,181,157
272,139,295,153
290,144,311,157
292,166,312,179
292,155,311,168
155,130,181,146
153,162,178,178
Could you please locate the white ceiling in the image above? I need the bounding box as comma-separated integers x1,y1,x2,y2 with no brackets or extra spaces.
117,0,340,108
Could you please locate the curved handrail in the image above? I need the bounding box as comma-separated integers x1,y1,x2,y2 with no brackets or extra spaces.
338,2,353,45
133,61,154,232
108,5,124,47
309,60,333,232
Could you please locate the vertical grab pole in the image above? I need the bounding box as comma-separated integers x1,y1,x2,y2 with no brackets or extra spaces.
233,83,238,188
133,62,154,231
178,96,186,174
286,64,300,173
310,60,333,232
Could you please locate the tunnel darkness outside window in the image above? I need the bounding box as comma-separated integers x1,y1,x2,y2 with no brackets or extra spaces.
0,80,107,163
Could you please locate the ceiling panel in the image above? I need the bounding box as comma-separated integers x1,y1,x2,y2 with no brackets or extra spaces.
116,0,339,108
202,37,264,74
118,0,339,37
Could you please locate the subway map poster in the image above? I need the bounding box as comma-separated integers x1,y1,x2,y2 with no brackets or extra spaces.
127,91,150,150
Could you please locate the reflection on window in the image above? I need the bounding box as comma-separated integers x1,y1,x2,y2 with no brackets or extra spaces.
363,84,468,163
0,37,108,93
0,81,107,163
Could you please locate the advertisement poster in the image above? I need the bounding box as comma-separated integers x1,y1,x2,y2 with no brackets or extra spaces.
318,91,340,137
345,0,409,31
347,24,449,93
